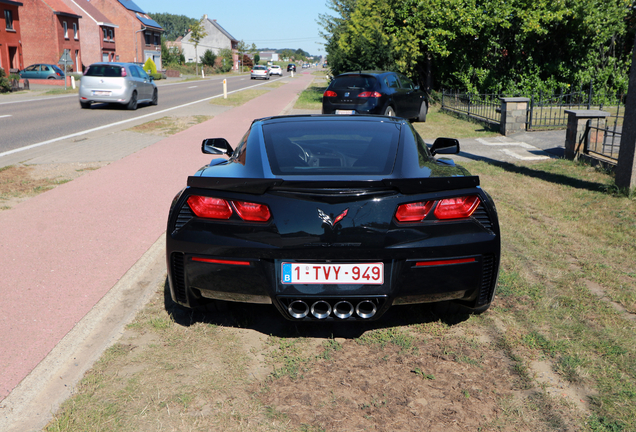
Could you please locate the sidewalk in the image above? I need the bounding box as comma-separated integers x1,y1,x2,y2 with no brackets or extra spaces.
0,72,315,407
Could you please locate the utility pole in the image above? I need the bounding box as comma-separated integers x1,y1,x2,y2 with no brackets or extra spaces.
616,34,636,191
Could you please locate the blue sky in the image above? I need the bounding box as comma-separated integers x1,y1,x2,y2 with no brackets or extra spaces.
134,0,331,56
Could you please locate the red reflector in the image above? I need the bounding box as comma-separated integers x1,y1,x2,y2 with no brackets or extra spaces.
357,91,382,98
434,196,480,219
192,257,251,266
415,258,476,267
233,200,271,222
323,90,337,97
395,201,434,222
187,196,232,219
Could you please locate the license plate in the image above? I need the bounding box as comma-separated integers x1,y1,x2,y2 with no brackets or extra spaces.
281,262,383,285
335,110,355,115
93,91,111,96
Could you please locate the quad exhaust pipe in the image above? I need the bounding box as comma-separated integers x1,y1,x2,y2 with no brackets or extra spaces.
287,299,377,320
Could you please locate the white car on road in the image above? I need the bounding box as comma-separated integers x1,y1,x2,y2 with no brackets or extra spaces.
269,65,283,76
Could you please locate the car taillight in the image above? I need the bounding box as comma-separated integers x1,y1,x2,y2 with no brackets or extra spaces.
251,69,254,73
121,68,127,77
233,201,271,221
323,90,337,97
56,72,62,77
395,196,481,222
395,201,434,222
357,91,382,98
434,196,480,219
187,196,232,219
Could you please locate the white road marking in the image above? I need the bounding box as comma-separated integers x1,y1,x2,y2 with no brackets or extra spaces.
0,115,12,118
0,79,278,159
475,138,551,160
187,86,198,89
0,94,77,106
500,148,550,161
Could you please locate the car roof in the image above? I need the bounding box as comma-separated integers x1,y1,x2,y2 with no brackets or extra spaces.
335,71,394,77
255,114,406,127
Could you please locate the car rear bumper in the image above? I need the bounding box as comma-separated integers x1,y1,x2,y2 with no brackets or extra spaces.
79,86,132,104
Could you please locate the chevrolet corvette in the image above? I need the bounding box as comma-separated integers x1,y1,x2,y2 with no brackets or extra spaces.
166,115,500,321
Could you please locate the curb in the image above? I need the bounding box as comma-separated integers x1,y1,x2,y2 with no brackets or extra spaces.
0,233,167,432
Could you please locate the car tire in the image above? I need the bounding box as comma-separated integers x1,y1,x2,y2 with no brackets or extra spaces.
151,89,158,106
80,101,91,109
47,76,55,80
417,102,428,122
384,106,396,117
127,91,138,110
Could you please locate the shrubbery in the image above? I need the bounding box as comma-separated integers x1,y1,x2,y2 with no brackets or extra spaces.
0,67,10,92
143,58,158,75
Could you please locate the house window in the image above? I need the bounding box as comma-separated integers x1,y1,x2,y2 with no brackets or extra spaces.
144,32,151,45
103,28,107,41
73,23,78,40
109,29,113,41
5,10,13,30
63,21,68,39
154,34,160,46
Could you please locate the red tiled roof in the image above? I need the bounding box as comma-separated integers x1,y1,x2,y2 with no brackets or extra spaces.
40,0,81,17
71,0,115,26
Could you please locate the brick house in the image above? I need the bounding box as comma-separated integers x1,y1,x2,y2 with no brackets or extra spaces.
86,0,162,68
61,0,117,66
19,0,83,72
181,15,238,70
0,0,23,73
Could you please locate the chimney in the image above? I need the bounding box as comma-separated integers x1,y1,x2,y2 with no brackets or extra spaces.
203,14,208,20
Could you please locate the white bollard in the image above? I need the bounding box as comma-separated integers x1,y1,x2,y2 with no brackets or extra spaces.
71,76,76,89
202,70,205,78
291,70,294,78
223,79,227,99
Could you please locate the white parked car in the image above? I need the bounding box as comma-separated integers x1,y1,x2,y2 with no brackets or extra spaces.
269,65,283,76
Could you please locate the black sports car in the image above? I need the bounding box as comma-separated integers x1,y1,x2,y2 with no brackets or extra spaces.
166,115,500,321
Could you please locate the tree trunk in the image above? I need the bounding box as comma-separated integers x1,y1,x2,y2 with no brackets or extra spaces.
616,35,636,190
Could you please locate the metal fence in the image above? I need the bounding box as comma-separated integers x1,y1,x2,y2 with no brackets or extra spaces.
440,86,625,131
440,91,502,125
583,112,623,162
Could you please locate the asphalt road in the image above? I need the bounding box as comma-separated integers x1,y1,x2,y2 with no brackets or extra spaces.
0,73,286,153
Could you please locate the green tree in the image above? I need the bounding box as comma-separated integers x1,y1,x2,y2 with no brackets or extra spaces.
148,13,197,41
218,48,234,72
201,49,216,67
189,16,208,76
254,53,260,65
143,57,157,75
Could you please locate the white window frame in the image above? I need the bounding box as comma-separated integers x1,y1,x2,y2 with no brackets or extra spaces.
73,23,78,40
5,10,14,30
63,21,68,39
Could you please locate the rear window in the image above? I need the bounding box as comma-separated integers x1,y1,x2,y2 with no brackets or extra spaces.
331,75,377,91
85,65,122,77
254,65,267,70
263,120,399,175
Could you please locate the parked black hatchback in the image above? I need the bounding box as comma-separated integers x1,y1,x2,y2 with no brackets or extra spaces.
322,71,428,122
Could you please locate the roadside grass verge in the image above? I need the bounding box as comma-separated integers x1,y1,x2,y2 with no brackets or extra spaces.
294,84,326,110
0,165,71,210
210,88,269,107
126,115,212,136
44,87,78,95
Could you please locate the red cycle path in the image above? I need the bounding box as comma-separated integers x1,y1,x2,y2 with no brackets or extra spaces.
0,73,314,400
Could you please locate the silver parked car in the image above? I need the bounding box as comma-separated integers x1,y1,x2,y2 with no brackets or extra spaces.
250,65,269,80
79,62,157,110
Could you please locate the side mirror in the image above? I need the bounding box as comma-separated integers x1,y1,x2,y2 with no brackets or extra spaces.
430,137,460,156
149,75,154,82
202,138,234,155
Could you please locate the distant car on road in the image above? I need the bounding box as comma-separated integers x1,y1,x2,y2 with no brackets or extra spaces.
322,71,428,122
19,64,65,80
78,62,158,110
287,63,296,72
251,65,270,80
269,65,283,76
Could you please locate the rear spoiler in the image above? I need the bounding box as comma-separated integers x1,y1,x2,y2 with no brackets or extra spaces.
187,176,480,195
